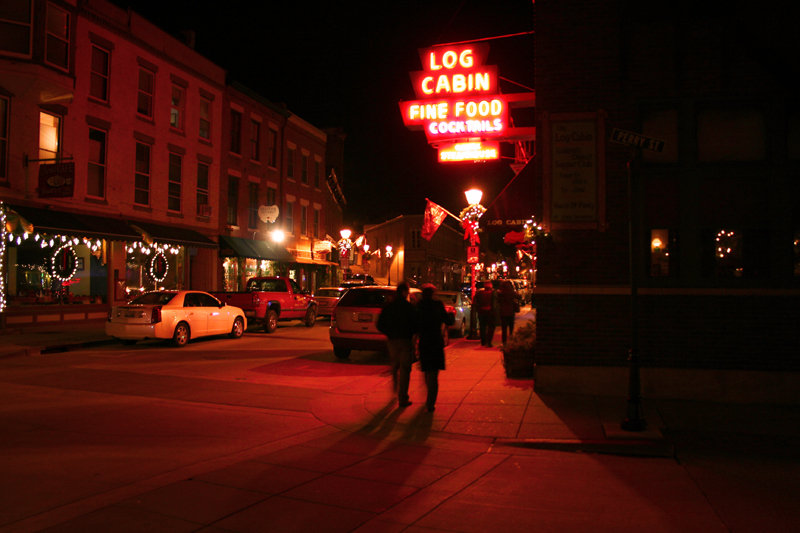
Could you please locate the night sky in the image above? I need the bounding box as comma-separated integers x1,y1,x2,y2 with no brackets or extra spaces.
114,0,535,227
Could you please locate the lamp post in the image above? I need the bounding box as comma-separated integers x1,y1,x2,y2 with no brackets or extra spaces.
385,244,393,285
338,229,353,280
462,188,485,339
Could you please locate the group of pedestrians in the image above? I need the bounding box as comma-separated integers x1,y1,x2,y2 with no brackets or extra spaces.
376,279,521,412
472,279,519,347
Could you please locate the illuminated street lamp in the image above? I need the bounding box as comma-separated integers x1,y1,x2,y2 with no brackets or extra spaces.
385,244,393,285
461,188,486,339
338,229,353,274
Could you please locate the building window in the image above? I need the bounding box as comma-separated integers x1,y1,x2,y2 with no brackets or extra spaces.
134,142,150,206
250,120,260,161
39,111,61,160
0,96,8,181
649,229,674,277
285,201,294,234
230,110,242,154
89,44,110,102
697,108,766,162
0,0,33,56
300,205,308,236
314,160,321,188
301,154,308,184
266,186,276,206
287,147,295,178
87,127,106,198
313,209,320,238
227,176,239,226
199,96,211,140
137,68,154,118
410,229,421,248
267,127,278,167
168,152,182,212
248,182,259,229
170,85,184,130
196,161,209,216
45,3,69,70
713,229,742,278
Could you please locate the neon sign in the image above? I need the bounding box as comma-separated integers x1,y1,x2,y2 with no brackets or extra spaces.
438,142,500,163
400,43,515,152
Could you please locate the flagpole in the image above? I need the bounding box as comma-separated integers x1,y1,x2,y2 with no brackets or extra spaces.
425,198,461,222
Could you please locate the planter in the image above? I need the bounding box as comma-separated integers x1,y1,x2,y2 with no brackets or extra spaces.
503,348,534,378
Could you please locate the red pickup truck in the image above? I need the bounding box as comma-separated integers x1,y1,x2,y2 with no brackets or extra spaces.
211,276,317,333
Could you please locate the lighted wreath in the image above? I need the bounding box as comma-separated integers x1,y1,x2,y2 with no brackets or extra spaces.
148,250,169,282
50,244,78,282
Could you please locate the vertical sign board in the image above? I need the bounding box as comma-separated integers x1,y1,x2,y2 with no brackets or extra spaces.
543,112,606,229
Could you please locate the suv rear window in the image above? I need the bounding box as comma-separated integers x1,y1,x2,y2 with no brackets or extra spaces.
337,288,393,308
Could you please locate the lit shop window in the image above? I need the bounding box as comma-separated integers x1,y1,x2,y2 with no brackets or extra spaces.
90,45,110,102
137,68,154,118
649,229,671,277
714,229,742,277
45,3,69,70
39,111,60,160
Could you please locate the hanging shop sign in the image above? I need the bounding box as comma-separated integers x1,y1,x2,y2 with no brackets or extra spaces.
258,205,280,223
399,43,535,158
438,141,500,162
38,162,75,198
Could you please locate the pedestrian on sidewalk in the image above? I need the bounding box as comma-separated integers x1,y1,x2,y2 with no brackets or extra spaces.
497,280,519,346
377,281,418,407
472,281,496,346
415,283,454,412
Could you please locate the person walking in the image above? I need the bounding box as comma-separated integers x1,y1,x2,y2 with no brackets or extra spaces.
377,281,418,407
416,284,454,412
472,281,496,347
497,280,519,346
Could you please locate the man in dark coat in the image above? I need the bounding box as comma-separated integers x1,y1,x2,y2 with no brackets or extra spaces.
472,281,496,346
377,281,418,407
416,284,454,412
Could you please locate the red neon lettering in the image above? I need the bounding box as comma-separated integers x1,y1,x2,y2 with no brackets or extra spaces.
428,48,474,71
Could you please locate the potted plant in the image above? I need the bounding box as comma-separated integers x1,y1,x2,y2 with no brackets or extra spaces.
502,319,535,378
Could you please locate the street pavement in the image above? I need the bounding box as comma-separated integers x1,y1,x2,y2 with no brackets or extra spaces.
1,307,799,532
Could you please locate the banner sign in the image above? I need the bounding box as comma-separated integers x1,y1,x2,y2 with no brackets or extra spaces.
38,162,75,198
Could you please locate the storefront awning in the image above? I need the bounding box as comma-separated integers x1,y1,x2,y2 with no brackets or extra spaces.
218,235,294,261
6,204,141,241
293,256,338,266
130,221,217,248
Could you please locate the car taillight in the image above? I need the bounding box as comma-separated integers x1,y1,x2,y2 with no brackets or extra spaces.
150,305,162,324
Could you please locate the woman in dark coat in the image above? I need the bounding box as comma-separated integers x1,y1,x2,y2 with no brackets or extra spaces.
416,284,454,412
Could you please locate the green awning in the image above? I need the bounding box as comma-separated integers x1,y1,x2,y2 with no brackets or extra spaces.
218,235,294,262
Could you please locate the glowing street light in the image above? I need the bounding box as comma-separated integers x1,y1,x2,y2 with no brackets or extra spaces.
338,229,353,274
461,188,486,339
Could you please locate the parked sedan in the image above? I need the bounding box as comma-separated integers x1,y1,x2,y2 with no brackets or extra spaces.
106,290,247,347
438,290,472,343
314,286,348,317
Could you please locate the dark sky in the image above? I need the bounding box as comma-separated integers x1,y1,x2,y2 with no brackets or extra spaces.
116,1,535,227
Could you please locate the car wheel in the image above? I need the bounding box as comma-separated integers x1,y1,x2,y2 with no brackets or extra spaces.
230,316,244,339
264,310,278,333
121,339,137,346
458,318,466,338
304,307,317,327
333,347,351,359
173,322,190,347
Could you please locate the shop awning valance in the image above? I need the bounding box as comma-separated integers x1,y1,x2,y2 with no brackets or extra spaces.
218,235,294,261
6,204,140,241
130,221,216,248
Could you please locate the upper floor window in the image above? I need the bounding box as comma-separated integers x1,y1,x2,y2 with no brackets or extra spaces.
697,108,765,162
170,85,184,130
301,153,308,184
196,161,209,216
89,44,110,102
300,205,308,235
250,120,260,161
313,209,320,238
314,159,321,188
137,68,154,118
199,97,211,140
0,96,8,181
39,111,61,161
229,110,242,154
167,152,182,212
410,229,421,248
248,182,259,228
266,185,276,206
87,127,106,198
227,175,239,226
134,141,151,206
45,3,69,70
0,0,32,57
267,127,278,167
284,201,294,233
287,147,295,178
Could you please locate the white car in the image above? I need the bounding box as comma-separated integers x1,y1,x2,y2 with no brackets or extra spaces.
106,290,247,346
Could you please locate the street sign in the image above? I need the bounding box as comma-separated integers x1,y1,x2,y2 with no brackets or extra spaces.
467,246,479,264
610,128,664,152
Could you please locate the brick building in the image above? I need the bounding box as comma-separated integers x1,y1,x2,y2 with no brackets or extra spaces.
532,1,800,402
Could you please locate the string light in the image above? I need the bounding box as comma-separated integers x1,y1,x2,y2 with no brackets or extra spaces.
0,203,6,312
49,243,79,282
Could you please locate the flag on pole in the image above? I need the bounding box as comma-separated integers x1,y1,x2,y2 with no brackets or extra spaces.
422,199,448,241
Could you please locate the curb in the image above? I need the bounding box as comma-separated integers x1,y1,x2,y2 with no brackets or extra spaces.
493,437,675,458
